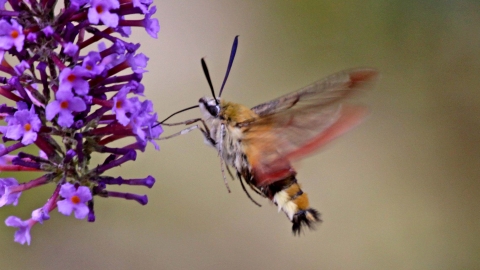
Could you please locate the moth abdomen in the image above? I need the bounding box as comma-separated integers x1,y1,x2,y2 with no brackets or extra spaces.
292,208,321,235
264,174,322,234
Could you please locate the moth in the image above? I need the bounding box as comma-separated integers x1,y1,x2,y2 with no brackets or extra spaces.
160,36,378,234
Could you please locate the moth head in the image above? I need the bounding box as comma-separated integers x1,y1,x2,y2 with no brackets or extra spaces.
199,96,221,118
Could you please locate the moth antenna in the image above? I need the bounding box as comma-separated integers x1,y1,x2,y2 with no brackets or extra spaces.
218,35,239,97
236,171,262,207
201,58,218,105
155,105,199,127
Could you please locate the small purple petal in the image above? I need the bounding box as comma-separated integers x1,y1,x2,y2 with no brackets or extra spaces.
58,111,74,127
57,200,74,215
5,124,22,140
21,130,37,145
64,42,79,57
116,25,131,38
42,26,54,37
59,183,76,198
128,53,149,74
73,204,89,219
76,186,93,201
71,78,89,95
56,89,74,100
132,0,151,13
144,6,160,39
70,97,87,112
5,216,32,245
31,208,50,224
14,61,30,75
26,32,37,42
71,0,90,6
45,100,61,121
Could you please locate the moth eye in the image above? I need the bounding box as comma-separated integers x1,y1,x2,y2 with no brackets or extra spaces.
207,105,220,117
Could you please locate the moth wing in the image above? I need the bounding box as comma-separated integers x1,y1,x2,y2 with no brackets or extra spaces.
242,68,378,185
251,68,377,116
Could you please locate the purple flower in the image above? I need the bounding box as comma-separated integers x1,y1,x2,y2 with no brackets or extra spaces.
146,117,163,150
5,216,33,245
71,0,90,6
127,53,149,74
63,42,79,57
130,99,156,141
133,0,153,14
4,105,41,145
144,6,160,39
0,19,25,52
0,0,161,245
31,207,50,224
42,26,54,37
88,0,120,28
116,16,132,37
57,183,92,219
0,178,21,207
127,81,145,95
46,90,87,127
112,86,135,126
26,32,37,42
82,51,105,76
58,66,90,95
14,60,30,75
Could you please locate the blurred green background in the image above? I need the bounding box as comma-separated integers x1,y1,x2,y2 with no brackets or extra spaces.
1,0,480,269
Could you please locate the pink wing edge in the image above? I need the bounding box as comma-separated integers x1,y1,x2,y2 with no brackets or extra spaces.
253,104,369,186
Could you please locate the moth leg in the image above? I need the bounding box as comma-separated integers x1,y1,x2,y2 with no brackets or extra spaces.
218,154,231,193
217,123,230,193
236,171,261,207
163,118,213,139
162,118,217,146
157,125,199,140
243,173,266,197
161,118,203,126
225,165,235,180
199,119,216,146
249,183,267,198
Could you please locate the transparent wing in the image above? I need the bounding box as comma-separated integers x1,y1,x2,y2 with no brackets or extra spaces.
242,68,378,185
251,68,377,116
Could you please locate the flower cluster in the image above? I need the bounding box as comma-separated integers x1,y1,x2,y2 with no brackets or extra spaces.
0,0,161,245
